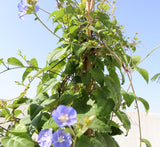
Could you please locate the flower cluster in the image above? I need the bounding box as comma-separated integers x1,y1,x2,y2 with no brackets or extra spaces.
18,0,39,20
37,105,77,147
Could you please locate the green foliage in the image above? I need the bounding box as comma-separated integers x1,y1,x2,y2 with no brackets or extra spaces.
7,57,24,67
151,73,160,83
1,124,34,147
0,58,3,65
121,91,135,107
137,97,150,113
115,110,131,134
76,133,119,147
0,0,152,146
135,66,149,83
141,138,152,147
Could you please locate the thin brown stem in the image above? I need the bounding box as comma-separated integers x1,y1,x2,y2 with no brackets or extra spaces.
99,36,142,147
34,13,62,40
138,45,160,66
0,126,8,132
126,71,142,147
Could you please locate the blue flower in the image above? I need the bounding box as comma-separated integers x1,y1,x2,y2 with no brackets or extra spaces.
18,0,27,20
52,129,72,147
52,105,77,127
37,128,52,147
18,0,39,20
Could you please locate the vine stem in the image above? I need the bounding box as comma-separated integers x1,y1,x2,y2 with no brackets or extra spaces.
99,37,142,147
69,126,77,147
69,126,76,137
0,126,8,132
126,71,142,147
34,13,62,40
73,136,77,147
38,7,51,15
137,44,160,66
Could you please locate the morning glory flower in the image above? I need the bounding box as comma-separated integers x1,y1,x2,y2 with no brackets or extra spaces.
52,129,72,147
37,128,52,147
52,105,77,127
18,0,27,20
18,0,39,20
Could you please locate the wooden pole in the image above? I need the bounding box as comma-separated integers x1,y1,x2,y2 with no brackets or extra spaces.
86,0,94,36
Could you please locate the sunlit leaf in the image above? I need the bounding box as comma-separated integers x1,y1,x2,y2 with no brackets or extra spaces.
7,57,24,67
131,55,141,66
47,48,67,64
121,91,135,107
22,67,33,82
1,133,34,147
135,66,149,83
30,58,38,67
43,78,59,92
115,110,131,134
137,97,150,113
141,138,152,147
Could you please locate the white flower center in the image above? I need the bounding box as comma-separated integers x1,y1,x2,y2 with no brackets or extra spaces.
58,136,65,143
59,114,69,122
46,135,51,141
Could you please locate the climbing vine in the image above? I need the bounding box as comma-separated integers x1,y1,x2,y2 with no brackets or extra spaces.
0,0,153,147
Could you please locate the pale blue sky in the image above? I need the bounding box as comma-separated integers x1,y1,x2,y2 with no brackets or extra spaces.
0,0,160,113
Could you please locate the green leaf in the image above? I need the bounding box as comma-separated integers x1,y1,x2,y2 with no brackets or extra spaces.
0,58,3,65
14,110,22,117
76,135,93,147
31,112,42,129
47,47,67,64
1,133,34,147
89,117,111,132
131,55,141,66
64,60,78,74
70,26,78,37
96,11,110,27
76,134,119,147
135,67,149,83
104,76,121,104
54,24,62,33
98,3,110,11
72,42,88,57
33,93,49,104
34,112,50,132
81,72,91,87
151,73,160,83
94,133,119,147
12,124,27,133
90,67,104,87
88,25,98,33
141,138,152,147
40,96,58,107
137,97,150,113
42,118,58,131
43,78,59,92
95,86,115,120
22,67,33,82
60,93,74,105
30,104,43,120
121,91,135,107
30,58,38,67
20,115,31,125
115,110,131,134
7,57,24,67
108,67,120,87
49,9,64,22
